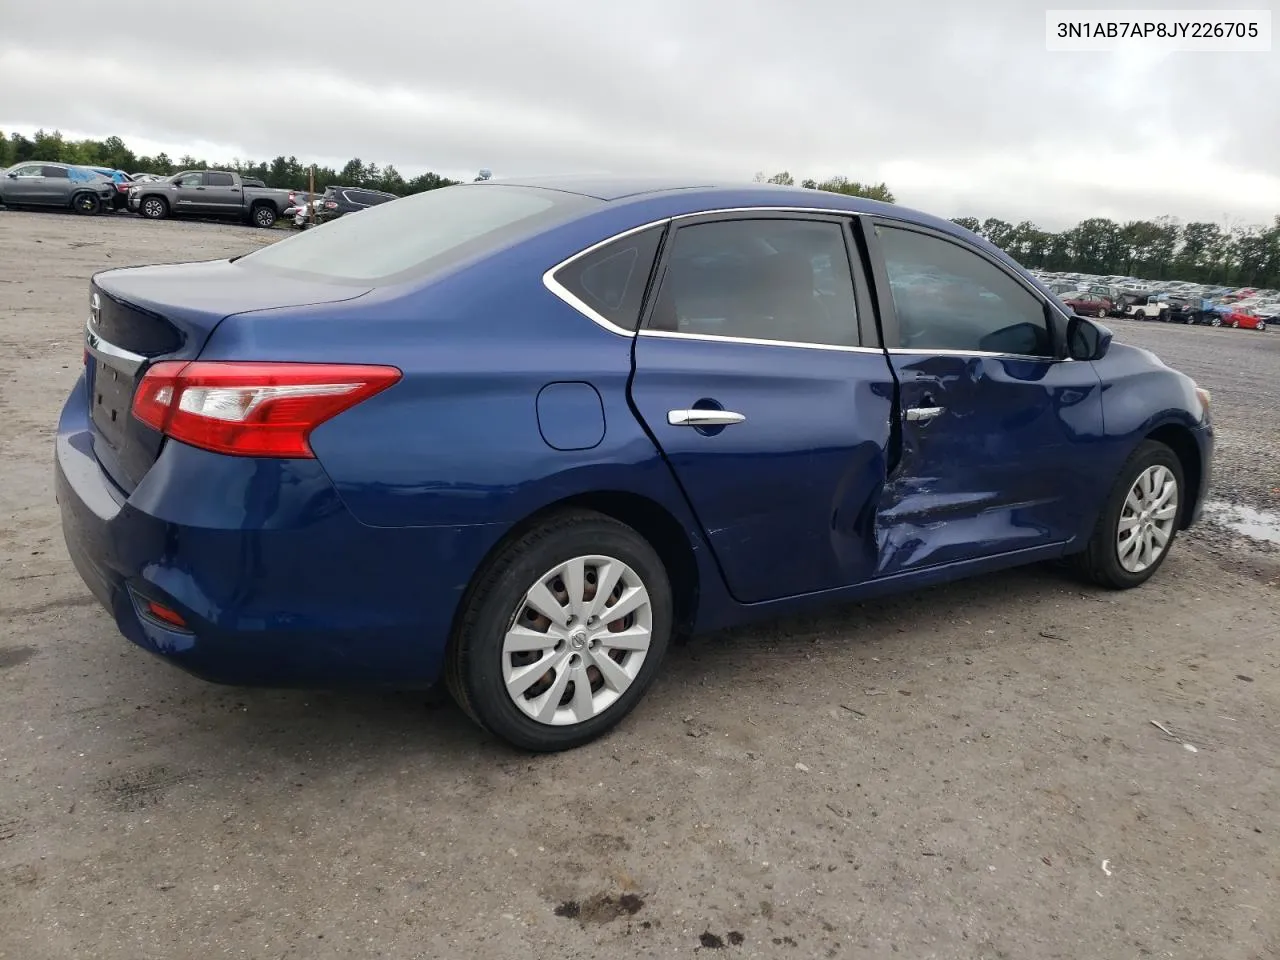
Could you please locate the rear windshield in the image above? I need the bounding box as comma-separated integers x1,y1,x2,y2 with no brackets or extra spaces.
239,183,600,285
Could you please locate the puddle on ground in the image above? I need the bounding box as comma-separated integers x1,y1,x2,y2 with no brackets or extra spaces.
1203,500,1280,546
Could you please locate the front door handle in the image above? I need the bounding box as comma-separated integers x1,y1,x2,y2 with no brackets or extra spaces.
668,409,746,427
905,405,945,422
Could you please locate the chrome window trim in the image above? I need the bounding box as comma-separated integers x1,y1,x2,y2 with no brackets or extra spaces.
888,347,1069,362
541,218,673,337
542,204,1068,354
639,329,882,354
84,319,146,376
542,206,867,340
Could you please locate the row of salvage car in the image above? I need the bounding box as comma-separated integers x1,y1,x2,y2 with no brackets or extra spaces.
1033,271,1274,331
0,161,393,230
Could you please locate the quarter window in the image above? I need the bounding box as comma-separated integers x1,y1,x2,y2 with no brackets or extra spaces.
648,218,859,347
876,226,1053,357
552,225,664,332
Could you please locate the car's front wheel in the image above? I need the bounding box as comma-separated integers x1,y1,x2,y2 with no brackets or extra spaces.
1069,439,1184,589
139,196,168,219
446,510,672,751
1096,306,1108,319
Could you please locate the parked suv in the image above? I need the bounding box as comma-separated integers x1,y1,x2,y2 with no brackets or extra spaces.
0,162,117,215
294,184,397,228
1117,291,1169,321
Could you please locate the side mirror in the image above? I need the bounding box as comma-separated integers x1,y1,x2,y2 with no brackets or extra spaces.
1067,315,1113,361
5,172,15,179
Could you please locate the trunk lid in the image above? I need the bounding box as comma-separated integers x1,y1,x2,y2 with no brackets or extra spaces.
86,259,371,493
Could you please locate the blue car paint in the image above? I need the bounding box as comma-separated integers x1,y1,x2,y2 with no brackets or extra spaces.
536,382,606,451
55,179,1214,689
628,335,895,603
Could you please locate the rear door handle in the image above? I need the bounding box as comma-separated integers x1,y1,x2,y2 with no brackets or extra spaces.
905,406,945,422
668,409,746,427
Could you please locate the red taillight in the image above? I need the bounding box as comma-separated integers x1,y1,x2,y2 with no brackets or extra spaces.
324,200,338,209
131,361,402,458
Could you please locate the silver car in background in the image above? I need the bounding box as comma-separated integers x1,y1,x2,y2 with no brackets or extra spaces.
0,162,118,215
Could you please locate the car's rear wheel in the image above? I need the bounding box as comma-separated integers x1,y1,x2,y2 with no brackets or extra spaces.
446,510,672,751
140,196,168,219
1258,321,1267,332
1134,310,1146,321
252,204,277,228
72,192,101,216
1097,306,1108,319
1231,320,1240,328
1068,439,1183,589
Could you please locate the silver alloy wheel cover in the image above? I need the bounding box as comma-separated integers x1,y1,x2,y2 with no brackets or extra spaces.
501,554,653,726
255,207,273,226
144,198,162,217
1116,464,1178,573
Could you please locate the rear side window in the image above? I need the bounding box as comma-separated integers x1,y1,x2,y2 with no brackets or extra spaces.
42,166,70,179
207,172,234,186
240,184,600,285
551,226,664,332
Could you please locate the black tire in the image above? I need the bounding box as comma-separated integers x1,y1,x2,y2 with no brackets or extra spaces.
1134,310,1146,321
251,204,277,228
72,192,101,216
1067,439,1184,589
446,510,672,751
1231,320,1240,329
139,195,168,220
1097,307,1108,319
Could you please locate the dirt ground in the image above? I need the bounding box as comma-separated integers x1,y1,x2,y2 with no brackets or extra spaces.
1,210,1277,960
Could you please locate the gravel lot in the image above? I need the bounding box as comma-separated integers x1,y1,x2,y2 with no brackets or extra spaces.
1,211,1277,960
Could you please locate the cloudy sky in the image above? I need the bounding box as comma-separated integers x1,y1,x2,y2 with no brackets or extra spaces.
2,0,1277,230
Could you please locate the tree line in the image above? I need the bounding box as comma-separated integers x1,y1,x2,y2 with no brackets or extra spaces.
752,170,1280,289
949,215,1280,289
0,129,458,197
6,134,1278,288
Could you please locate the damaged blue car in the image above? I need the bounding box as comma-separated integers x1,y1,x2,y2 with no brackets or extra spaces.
56,177,1213,750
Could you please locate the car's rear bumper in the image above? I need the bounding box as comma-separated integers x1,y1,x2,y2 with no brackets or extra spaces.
55,376,507,689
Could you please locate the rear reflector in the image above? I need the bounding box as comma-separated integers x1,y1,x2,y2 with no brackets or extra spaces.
145,600,188,628
132,361,401,458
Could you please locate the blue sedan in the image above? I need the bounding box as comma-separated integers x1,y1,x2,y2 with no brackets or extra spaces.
56,177,1213,751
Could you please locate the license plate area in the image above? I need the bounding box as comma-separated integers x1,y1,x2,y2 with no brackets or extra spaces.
90,357,135,449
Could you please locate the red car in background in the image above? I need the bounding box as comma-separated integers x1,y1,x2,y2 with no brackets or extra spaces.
1061,292,1113,318
1221,307,1268,331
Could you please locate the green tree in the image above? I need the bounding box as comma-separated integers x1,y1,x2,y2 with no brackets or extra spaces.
808,175,895,203
979,218,1016,249
950,217,981,234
